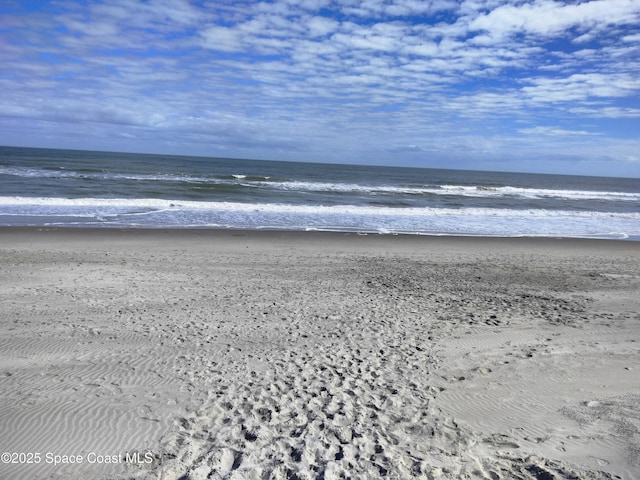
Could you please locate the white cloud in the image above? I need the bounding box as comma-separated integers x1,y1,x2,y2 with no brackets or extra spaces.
522,73,639,103
469,0,640,40
623,32,640,43
306,16,340,37
331,31,399,52
200,26,248,51
569,106,640,119
336,0,458,17
518,126,598,136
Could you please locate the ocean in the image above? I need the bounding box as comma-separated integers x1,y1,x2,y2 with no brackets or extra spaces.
1,146,639,240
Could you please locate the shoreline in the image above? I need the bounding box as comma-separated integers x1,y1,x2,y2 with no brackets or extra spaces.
2,225,639,246
1,227,639,479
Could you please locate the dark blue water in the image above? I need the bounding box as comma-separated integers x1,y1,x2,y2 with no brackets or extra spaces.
1,146,639,239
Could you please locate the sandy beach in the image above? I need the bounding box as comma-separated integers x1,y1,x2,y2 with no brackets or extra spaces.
0,228,638,480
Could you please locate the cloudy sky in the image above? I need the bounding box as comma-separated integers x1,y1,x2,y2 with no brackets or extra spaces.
1,0,639,176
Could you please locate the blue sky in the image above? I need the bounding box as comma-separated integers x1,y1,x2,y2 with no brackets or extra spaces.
1,0,639,176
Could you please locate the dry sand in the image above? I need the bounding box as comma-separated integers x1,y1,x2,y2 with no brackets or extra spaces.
0,228,639,480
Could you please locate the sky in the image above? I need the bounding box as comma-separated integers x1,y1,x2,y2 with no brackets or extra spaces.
1,0,639,177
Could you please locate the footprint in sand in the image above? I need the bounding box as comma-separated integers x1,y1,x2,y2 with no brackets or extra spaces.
483,433,520,449
478,366,493,374
213,448,242,473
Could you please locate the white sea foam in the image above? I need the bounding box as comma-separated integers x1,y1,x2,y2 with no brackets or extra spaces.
0,196,638,240
0,166,78,178
238,180,640,202
438,185,640,201
0,166,210,183
1,196,639,219
1,196,638,239
271,181,640,201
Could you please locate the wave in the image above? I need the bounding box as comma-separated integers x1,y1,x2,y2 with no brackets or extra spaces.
2,166,639,202
2,197,637,239
0,166,79,179
0,166,277,184
1,196,638,219
227,174,273,181
436,185,640,202
271,181,640,202
0,166,208,183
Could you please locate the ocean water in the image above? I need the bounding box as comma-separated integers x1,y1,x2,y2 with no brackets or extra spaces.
1,146,639,239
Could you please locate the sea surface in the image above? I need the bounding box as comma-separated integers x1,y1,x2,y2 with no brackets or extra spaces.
1,146,639,239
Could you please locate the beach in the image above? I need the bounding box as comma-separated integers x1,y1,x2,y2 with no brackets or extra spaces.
0,228,639,480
